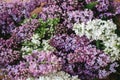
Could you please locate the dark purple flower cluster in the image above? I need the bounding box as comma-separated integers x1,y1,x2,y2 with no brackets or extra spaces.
2,51,61,80
2,61,29,80
0,1,29,36
67,45,110,67
50,34,90,53
0,19,39,67
50,34,117,80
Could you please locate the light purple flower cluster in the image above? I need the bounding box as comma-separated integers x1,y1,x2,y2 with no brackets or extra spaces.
2,51,61,80
3,61,29,80
0,48,20,67
25,51,62,77
38,0,93,28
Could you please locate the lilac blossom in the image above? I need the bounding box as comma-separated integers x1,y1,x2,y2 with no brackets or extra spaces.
24,51,62,77
2,51,62,80
0,1,29,36
62,45,113,80
2,61,29,80
50,34,90,53
10,19,39,45
0,48,20,66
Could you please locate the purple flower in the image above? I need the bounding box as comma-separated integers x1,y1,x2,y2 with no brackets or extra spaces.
0,1,29,36
50,34,90,53
24,51,62,77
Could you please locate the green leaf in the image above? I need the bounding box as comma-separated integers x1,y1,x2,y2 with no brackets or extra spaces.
85,2,98,9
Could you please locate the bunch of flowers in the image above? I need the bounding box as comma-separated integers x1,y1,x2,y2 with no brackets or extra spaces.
0,0,120,80
2,51,62,80
73,19,120,61
37,0,120,29
0,1,29,36
49,33,118,80
21,18,59,56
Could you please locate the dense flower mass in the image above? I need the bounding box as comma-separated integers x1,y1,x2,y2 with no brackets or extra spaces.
50,34,90,53
0,48,20,66
25,51,62,77
62,45,114,80
2,51,61,80
50,33,117,80
0,19,39,67
0,0,120,80
37,0,120,29
73,19,120,61
0,1,29,36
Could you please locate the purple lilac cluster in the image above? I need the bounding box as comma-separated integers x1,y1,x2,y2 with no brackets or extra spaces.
2,51,61,80
25,51,62,77
50,34,90,53
0,0,47,37
0,48,20,67
2,61,29,80
39,0,93,28
37,0,120,29
0,1,29,36
10,19,39,45
65,45,110,80
0,19,39,67
67,45,110,67
49,34,117,80
85,0,120,18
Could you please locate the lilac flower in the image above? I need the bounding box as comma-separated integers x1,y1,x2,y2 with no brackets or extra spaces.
0,1,29,36
0,19,40,67
24,51,62,77
2,61,29,80
99,62,119,79
62,45,111,80
0,48,20,66
11,19,39,45
3,51,61,80
50,34,90,53
67,45,110,67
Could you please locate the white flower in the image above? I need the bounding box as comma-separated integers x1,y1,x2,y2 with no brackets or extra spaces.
26,71,80,80
36,71,80,80
31,34,40,45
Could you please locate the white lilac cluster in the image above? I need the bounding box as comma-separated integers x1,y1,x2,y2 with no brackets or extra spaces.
26,71,80,80
21,33,54,56
73,19,120,61
21,33,40,55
